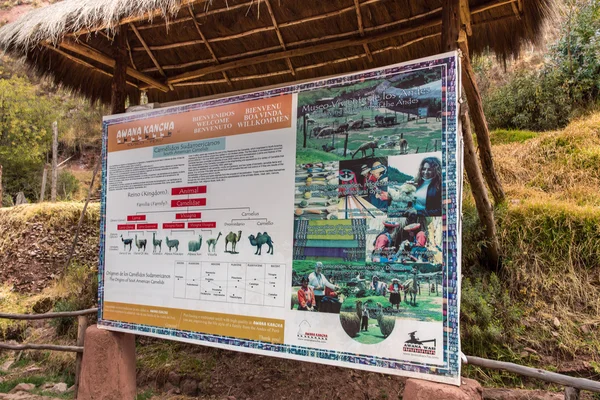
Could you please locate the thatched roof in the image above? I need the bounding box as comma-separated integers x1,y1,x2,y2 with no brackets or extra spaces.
0,0,554,104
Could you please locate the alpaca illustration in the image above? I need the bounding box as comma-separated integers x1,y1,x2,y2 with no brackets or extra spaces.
120,235,132,251
188,235,202,252
165,237,179,252
206,232,222,253
152,232,162,253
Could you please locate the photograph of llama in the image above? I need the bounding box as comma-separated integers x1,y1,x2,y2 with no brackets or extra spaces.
295,67,444,164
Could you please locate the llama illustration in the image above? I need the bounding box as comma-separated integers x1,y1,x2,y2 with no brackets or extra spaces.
120,235,132,251
225,231,242,254
188,235,202,252
165,237,179,252
134,235,147,252
206,232,222,253
248,232,274,255
152,232,162,253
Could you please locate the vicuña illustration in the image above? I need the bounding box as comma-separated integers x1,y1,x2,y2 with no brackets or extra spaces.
206,232,222,253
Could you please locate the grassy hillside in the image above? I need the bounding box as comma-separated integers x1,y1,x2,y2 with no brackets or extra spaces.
0,202,100,292
461,114,600,384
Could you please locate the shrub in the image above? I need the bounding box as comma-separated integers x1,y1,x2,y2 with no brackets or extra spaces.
485,69,572,132
39,170,80,201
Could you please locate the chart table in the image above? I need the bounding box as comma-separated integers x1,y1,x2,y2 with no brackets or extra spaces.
173,261,286,307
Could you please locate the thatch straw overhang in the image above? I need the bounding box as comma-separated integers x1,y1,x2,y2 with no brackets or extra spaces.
0,0,553,104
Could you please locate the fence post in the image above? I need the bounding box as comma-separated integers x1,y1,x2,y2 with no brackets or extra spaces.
74,315,88,399
565,387,580,400
51,121,58,202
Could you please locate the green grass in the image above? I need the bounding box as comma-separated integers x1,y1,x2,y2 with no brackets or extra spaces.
490,129,539,144
137,389,156,400
136,340,216,390
352,317,389,344
341,293,443,322
0,374,74,397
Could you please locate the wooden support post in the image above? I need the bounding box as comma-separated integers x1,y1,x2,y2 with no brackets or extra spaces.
458,38,506,205
74,315,88,399
111,26,128,115
461,105,500,269
443,0,501,268
441,0,460,51
40,164,49,202
0,164,3,208
564,387,580,400
51,122,58,202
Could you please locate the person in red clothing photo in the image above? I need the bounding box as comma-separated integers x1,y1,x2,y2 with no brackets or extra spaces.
297,276,316,311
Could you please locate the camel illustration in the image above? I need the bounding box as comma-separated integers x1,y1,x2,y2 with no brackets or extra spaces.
352,141,378,159
225,231,242,254
206,232,222,253
248,232,274,255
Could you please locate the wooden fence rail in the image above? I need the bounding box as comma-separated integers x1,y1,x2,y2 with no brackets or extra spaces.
1,309,599,399
0,308,97,320
0,308,96,399
466,355,600,396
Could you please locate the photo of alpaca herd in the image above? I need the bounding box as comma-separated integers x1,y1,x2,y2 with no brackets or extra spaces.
117,230,275,256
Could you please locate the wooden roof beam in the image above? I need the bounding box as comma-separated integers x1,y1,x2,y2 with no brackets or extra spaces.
187,5,232,87
460,0,473,35
264,0,296,76
167,19,441,84
510,0,522,19
167,0,516,85
129,23,174,90
354,0,374,63
43,44,139,88
141,1,512,74
58,39,169,92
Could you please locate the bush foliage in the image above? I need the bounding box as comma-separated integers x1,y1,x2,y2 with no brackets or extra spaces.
484,0,600,131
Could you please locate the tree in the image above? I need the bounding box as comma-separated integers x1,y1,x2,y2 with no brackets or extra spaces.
0,73,58,200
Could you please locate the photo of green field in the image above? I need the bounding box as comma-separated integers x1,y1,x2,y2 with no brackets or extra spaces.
296,69,443,164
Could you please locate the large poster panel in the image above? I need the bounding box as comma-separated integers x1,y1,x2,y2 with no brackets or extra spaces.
99,52,462,385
